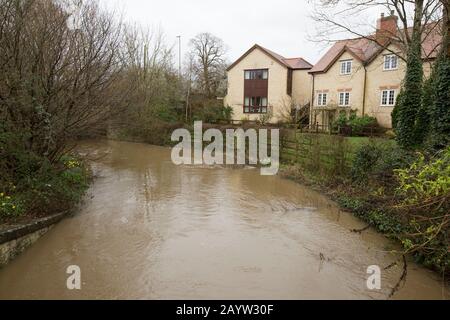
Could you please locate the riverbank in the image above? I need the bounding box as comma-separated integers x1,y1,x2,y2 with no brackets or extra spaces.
0,150,91,266
279,136,449,279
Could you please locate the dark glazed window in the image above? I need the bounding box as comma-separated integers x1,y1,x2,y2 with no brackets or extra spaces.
244,69,268,80
243,96,268,114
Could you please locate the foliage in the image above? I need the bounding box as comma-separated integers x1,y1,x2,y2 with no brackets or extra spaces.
428,56,450,150
394,32,424,149
191,98,229,123
348,115,377,136
351,142,414,185
332,113,348,132
332,114,377,136
258,106,273,125
395,147,450,205
0,191,24,218
338,195,404,234
350,144,383,182
394,147,450,273
222,106,234,121
391,89,404,130
0,124,89,221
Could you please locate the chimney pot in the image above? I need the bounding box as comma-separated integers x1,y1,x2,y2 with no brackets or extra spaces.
381,13,385,18
390,10,395,16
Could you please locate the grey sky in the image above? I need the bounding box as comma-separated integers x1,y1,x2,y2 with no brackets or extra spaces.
99,0,383,65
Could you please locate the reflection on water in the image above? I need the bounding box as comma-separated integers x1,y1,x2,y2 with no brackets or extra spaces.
0,140,448,300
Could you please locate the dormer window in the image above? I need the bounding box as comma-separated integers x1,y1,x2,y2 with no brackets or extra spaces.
340,60,352,75
384,54,398,70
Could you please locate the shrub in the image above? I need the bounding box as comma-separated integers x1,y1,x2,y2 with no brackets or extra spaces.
351,143,383,183
0,192,24,218
332,113,348,132
258,106,273,125
332,114,378,136
348,115,377,136
0,128,90,221
394,147,450,273
222,106,234,121
351,142,414,185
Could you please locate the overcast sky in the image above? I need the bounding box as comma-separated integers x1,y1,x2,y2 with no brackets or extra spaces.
99,0,383,65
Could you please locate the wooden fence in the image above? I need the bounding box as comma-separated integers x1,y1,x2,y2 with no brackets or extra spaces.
280,130,354,178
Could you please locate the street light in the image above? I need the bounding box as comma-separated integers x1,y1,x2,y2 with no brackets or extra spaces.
176,35,181,77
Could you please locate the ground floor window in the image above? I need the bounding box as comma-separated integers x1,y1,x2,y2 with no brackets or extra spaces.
317,93,328,106
380,90,396,106
338,92,350,106
244,96,268,113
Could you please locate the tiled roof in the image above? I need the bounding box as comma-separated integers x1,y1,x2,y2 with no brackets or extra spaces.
227,44,313,71
309,22,442,74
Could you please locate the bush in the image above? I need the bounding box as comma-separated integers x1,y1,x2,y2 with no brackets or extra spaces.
351,143,383,183
351,142,414,185
348,115,377,136
0,129,90,221
394,147,450,273
332,114,378,136
0,191,24,218
332,113,348,132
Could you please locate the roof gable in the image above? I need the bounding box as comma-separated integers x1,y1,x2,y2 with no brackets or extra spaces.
227,44,312,71
310,22,442,74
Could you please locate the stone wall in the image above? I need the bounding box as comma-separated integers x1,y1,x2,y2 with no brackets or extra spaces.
0,212,67,267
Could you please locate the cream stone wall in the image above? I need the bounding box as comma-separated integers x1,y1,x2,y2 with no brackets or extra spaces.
365,47,405,128
311,47,434,129
364,47,432,128
292,69,312,108
225,48,311,123
311,51,366,127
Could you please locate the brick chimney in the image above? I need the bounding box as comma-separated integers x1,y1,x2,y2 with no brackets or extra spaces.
376,11,398,45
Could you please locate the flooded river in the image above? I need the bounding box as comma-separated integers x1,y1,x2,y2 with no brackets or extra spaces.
0,140,448,299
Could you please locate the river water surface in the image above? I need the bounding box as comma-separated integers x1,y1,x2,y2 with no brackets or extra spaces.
0,140,448,299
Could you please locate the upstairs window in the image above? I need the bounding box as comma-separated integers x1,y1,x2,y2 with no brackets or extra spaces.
244,69,268,80
339,92,351,107
317,93,328,106
244,96,268,113
384,54,398,70
381,90,396,106
340,60,352,75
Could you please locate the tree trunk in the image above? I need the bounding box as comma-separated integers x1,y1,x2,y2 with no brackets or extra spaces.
442,0,450,58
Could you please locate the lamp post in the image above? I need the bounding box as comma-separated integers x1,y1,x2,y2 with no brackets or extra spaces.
176,35,181,77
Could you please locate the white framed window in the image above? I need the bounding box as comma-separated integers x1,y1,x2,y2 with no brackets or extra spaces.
317,93,328,106
380,90,396,106
340,60,352,75
384,55,398,70
339,92,350,106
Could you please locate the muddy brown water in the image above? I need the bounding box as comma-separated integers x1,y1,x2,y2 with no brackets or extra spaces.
0,140,448,300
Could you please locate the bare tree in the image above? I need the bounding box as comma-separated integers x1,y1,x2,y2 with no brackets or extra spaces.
188,32,227,98
0,0,132,161
310,0,443,60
